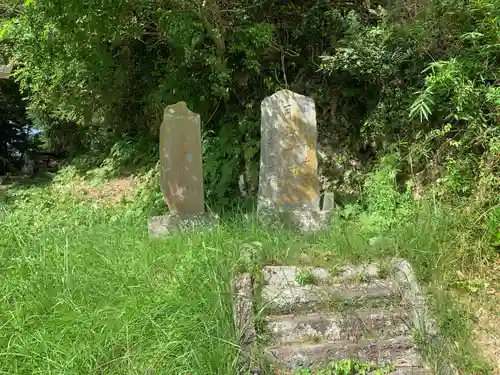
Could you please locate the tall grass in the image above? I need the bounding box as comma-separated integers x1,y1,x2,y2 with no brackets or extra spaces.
1,189,234,374
0,164,496,374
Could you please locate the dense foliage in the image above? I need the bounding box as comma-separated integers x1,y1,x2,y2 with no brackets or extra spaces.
0,0,498,208
0,79,30,174
0,2,499,372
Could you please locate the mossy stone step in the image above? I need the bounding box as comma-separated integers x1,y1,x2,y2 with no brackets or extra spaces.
267,336,423,371
233,261,435,374
262,281,400,315
266,308,411,345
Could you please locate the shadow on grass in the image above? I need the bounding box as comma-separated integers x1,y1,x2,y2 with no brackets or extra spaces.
65,136,159,179
0,171,57,206
4,171,56,188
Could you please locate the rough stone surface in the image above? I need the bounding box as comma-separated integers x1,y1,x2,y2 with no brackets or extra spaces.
278,209,332,233
233,260,434,374
233,273,257,372
321,191,335,211
263,281,398,314
159,101,205,215
332,264,381,282
147,212,218,238
263,264,382,285
266,309,411,344
268,337,422,369
257,90,332,232
391,259,437,336
263,266,331,285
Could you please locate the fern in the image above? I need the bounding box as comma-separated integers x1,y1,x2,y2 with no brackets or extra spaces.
409,89,435,122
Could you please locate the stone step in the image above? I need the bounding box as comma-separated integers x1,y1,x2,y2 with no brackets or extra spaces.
268,367,428,375
263,266,331,285
266,308,411,345
263,264,382,286
386,369,429,375
262,280,399,314
267,336,423,371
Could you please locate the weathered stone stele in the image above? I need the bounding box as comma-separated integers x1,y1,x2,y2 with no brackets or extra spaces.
257,89,332,232
159,101,205,215
148,102,218,238
258,89,320,211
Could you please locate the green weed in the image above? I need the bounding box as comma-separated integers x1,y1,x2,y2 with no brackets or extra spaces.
0,163,497,374
296,269,317,286
292,360,394,375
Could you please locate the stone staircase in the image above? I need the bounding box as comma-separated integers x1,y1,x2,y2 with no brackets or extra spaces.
233,260,434,374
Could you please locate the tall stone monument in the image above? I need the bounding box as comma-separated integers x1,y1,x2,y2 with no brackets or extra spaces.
148,102,218,238
160,101,205,214
257,89,333,232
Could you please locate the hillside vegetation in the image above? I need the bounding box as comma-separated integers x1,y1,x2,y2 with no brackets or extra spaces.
0,0,499,373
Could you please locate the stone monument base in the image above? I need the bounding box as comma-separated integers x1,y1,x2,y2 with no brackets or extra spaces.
257,194,334,233
148,212,219,238
279,209,333,233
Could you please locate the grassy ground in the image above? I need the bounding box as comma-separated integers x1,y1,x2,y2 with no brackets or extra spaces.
0,171,498,375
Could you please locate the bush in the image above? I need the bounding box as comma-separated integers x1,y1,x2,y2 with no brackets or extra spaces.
0,0,498,209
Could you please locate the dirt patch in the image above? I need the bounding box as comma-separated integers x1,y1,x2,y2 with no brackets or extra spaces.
472,258,500,374
74,175,138,204
475,308,500,374
454,257,500,374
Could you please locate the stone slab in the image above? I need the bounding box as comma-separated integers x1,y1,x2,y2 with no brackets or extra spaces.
232,261,435,374
267,336,423,370
263,281,398,314
0,63,13,79
321,191,335,211
263,264,381,286
332,264,382,282
267,367,428,375
386,369,429,375
147,212,218,238
266,309,411,344
263,266,331,285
